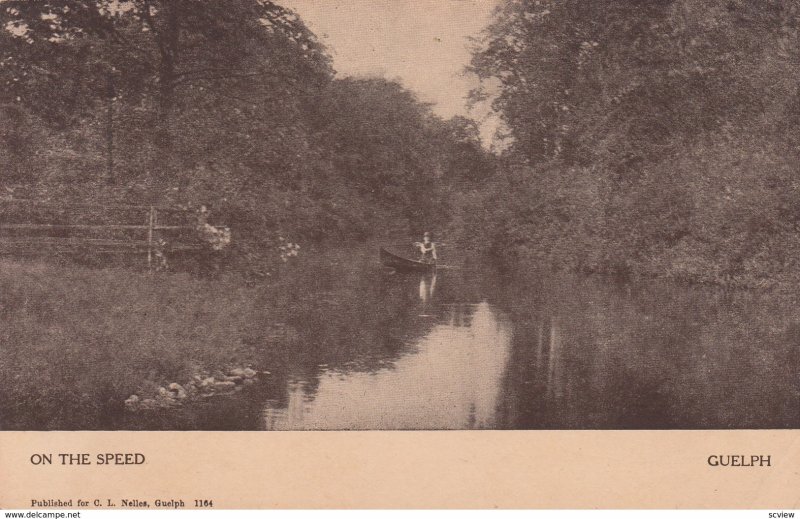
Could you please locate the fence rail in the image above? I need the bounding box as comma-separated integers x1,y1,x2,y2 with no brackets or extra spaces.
0,198,194,212
0,201,227,270
0,223,196,231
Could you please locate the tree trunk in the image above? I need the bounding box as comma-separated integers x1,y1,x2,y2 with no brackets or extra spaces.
157,2,179,143
106,73,115,185
153,1,180,188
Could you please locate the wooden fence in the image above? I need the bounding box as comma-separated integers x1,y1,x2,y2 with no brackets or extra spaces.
0,200,228,270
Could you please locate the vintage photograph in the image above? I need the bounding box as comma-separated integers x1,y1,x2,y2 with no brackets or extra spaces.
0,0,798,431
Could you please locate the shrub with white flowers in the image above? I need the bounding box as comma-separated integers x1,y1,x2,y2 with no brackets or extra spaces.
278,237,300,262
199,224,231,251
195,205,231,251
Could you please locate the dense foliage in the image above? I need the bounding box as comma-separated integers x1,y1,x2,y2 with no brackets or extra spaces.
5,0,796,286
465,0,800,287
0,0,492,271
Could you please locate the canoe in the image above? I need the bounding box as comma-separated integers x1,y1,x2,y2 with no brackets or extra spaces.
380,247,436,273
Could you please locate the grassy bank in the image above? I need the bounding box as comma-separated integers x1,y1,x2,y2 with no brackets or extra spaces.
0,259,255,428
0,246,382,430
0,243,434,430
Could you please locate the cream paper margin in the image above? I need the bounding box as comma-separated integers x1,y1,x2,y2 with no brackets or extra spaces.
0,431,798,509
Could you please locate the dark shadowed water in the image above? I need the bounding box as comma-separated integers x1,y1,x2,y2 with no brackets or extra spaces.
132,259,798,430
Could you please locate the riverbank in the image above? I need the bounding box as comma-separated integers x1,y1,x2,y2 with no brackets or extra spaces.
2,246,798,430
0,259,258,428
449,175,800,293
0,247,385,430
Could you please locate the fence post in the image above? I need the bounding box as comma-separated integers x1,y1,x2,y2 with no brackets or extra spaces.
147,206,154,272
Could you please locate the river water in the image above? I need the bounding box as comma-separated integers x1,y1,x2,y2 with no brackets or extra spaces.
160,259,798,430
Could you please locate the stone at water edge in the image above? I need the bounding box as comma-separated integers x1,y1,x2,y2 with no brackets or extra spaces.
213,381,236,391
243,368,257,378
124,395,140,409
168,383,187,399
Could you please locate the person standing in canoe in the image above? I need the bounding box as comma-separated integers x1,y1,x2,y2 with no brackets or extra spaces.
414,232,438,264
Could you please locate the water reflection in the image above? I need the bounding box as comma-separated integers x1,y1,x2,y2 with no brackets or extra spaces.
112,258,799,430
494,276,800,429
419,272,437,303
262,300,512,430
253,267,798,430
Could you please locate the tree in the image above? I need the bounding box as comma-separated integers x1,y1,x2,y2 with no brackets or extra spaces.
1,1,492,267
1,0,332,179
433,115,496,184
469,0,799,166
465,0,800,284
311,77,443,225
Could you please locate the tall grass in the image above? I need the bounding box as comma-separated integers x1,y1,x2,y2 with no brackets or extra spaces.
0,244,419,429
0,246,353,430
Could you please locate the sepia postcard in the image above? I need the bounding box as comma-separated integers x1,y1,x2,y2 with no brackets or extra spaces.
0,0,798,510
